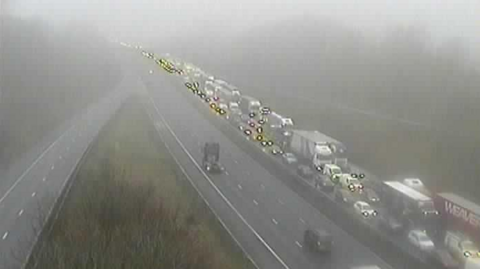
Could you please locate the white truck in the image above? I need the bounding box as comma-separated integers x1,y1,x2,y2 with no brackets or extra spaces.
287,130,335,171
444,231,480,263
239,95,262,118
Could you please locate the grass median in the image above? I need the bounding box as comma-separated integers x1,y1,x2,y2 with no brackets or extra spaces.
27,95,255,269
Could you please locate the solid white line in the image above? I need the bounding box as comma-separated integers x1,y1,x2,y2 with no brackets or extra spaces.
253,200,259,205
31,192,36,197
18,209,24,216
2,232,8,240
272,218,278,225
0,124,74,204
295,241,303,248
147,111,260,269
149,96,290,269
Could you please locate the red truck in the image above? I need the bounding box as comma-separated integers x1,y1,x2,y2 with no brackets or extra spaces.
434,192,480,244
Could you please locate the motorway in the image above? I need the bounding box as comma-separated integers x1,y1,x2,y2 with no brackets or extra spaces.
129,51,395,269
0,63,132,269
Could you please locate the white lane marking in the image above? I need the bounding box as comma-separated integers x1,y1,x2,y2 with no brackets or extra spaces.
234,160,238,164
225,171,229,176
72,138,75,142
278,199,284,205
260,184,265,189
295,241,303,248
0,124,74,204
149,96,289,269
18,209,24,216
147,112,261,269
59,155,62,160
238,184,243,190
253,200,259,205
300,218,306,224
2,232,8,240
51,165,54,170
31,192,36,197
66,147,70,151
272,218,278,225
42,177,46,182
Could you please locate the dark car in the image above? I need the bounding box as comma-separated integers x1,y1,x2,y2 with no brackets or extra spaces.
377,214,403,234
304,228,333,253
297,165,315,178
431,248,460,269
315,175,335,193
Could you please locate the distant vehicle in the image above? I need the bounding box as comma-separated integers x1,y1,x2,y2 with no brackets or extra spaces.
315,175,335,193
228,102,241,114
354,201,378,218
335,189,359,205
337,174,364,192
434,193,480,244
378,214,404,234
297,165,314,178
287,130,335,171
281,152,298,165
303,228,333,253
239,95,262,116
321,163,342,181
381,181,439,230
361,188,380,204
431,248,460,269
407,230,435,253
202,142,224,173
444,231,480,262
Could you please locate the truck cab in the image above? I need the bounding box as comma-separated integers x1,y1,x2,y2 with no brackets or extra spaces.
312,143,334,170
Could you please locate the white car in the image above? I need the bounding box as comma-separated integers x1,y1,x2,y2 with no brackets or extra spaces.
408,230,435,252
353,201,378,218
337,174,364,192
444,231,480,262
322,164,342,178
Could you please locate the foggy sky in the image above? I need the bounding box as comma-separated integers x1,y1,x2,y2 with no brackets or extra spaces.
7,0,480,52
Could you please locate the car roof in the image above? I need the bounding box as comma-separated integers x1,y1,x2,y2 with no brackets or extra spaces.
356,201,369,206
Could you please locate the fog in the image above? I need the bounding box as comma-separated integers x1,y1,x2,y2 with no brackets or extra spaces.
2,1,480,199
8,0,480,53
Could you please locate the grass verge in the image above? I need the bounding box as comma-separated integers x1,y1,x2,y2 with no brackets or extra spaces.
26,95,255,269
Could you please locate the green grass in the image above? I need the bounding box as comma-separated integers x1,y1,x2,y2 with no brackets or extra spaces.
27,95,255,269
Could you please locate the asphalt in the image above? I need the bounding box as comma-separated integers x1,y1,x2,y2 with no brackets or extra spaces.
130,52,395,269
0,58,132,269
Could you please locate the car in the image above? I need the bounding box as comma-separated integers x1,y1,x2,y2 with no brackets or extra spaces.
377,214,403,234
336,174,364,192
430,248,460,269
297,165,314,178
353,201,378,218
281,152,297,165
303,228,333,253
444,231,480,262
361,188,380,204
335,189,358,205
407,230,435,253
315,175,335,193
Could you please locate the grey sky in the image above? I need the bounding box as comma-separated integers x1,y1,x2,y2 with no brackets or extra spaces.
8,0,480,50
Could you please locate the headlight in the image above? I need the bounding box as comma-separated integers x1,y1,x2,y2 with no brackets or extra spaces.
464,251,471,257
372,211,378,216
362,211,369,217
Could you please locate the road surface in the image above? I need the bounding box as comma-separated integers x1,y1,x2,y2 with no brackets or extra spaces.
130,52,394,269
0,63,132,269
